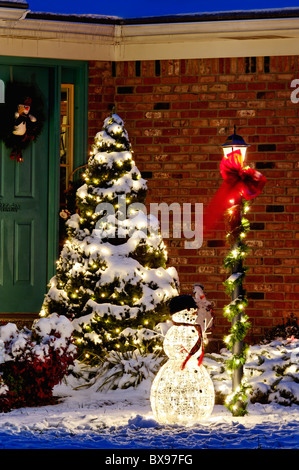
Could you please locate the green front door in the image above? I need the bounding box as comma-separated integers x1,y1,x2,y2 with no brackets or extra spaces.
0,66,49,314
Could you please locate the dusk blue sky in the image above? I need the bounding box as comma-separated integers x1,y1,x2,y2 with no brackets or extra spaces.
27,0,299,18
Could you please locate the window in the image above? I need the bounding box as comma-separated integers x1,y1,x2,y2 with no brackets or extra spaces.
59,84,74,248
60,84,74,204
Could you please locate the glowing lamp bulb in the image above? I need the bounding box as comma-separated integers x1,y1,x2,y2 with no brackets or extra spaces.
223,146,247,163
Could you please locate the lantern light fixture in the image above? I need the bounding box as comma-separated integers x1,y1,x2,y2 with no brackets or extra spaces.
221,125,250,162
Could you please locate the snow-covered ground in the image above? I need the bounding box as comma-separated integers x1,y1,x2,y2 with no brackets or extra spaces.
0,381,298,450
1,340,299,450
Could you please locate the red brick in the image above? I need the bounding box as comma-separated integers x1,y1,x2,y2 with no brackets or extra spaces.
181,76,198,83
228,83,247,90
248,82,267,90
135,86,153,93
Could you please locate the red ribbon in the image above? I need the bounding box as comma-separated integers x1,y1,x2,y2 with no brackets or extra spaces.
204,149,267,233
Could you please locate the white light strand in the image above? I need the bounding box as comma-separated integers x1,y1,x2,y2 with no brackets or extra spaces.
150,309,214,425
150,358,214,425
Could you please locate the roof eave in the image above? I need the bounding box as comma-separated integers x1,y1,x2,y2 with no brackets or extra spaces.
25,7,299,26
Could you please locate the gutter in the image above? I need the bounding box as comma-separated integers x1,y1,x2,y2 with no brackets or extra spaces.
0,1,28,9
0,7,29,20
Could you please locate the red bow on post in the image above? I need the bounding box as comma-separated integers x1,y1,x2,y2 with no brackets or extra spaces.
204,149,267,233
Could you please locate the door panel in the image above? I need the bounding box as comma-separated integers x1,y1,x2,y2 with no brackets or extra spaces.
0,66,49,314
15,150,35,197
14,220,34,285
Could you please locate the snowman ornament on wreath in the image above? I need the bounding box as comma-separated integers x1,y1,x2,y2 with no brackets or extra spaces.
10,97,38,162
150,294,215,425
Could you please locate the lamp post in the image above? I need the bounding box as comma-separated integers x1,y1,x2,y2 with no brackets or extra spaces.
221,127,250,406
204,125,265,416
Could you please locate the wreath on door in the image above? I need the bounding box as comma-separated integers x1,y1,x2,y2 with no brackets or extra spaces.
0,82,45,163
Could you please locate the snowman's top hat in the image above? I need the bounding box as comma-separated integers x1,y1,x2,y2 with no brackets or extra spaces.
169,295,198,314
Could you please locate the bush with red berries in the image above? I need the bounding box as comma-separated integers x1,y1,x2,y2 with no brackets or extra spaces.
0,313,76,412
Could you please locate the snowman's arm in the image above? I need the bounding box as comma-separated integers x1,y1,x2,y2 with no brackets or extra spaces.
203,317,213,334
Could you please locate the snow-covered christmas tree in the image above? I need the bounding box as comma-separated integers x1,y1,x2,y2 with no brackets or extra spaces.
41,113,179,360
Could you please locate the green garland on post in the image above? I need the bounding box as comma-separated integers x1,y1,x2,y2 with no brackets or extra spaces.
206,133,266,416
223,199,252,416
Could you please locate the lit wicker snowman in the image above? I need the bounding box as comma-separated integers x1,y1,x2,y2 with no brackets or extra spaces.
150,295,214,425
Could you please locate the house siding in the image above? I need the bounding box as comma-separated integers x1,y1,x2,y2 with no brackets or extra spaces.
88,56,299,344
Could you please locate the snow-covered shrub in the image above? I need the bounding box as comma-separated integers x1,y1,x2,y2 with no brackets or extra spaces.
204,339,299,406
79,349,166,391
0,313,76,412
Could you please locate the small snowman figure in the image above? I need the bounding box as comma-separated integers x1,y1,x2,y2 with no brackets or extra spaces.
10,97,37,162
193,283,214,345
150,295,214,425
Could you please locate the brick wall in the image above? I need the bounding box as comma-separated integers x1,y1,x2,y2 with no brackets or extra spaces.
88,56,299,344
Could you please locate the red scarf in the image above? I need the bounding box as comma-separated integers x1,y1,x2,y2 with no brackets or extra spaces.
172,321,203,370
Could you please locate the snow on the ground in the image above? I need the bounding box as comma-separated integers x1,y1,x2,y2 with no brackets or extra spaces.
0,384,298,450
0,374,298,450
